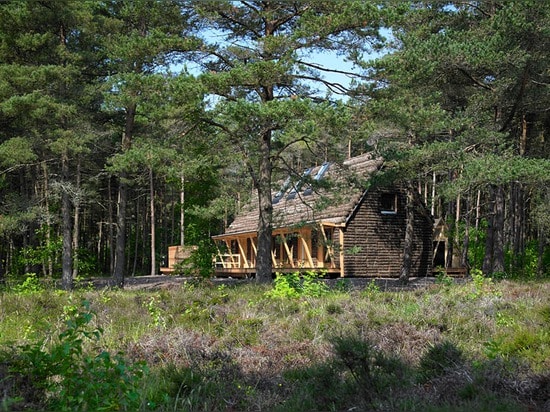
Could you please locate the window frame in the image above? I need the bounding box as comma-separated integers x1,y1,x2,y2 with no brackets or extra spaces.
380,193,398,215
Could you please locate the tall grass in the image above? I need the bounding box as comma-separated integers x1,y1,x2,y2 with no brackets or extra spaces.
1,277,549,411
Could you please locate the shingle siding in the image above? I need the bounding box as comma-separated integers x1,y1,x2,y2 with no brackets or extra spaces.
343,188,432,277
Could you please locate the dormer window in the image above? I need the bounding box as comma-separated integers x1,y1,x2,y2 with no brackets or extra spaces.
380,193,397,214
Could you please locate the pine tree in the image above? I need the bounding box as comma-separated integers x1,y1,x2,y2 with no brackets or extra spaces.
364,0,550,276
190,0,385,282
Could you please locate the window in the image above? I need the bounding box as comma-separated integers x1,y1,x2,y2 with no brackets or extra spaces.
380,193,397,214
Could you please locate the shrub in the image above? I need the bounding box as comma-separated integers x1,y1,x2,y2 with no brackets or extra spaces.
3,300,147,411
418,340,465,382
266,271,329,299
331,335,409,406
10,273,44,294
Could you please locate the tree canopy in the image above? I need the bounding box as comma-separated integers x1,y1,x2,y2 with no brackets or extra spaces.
0,0,548,285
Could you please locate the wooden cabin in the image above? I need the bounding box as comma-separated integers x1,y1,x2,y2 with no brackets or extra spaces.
213,153,434,278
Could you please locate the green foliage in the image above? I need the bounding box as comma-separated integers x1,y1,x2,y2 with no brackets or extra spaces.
179,240,217,278
434,268,454,287
10,273,44,294
360,279,381,297
15,228,62,275
266,271,329,299
145,296,167,329
468,269,501,300
331,335,409,406
418,341,464,383
4,300,147,411
2,278,550,410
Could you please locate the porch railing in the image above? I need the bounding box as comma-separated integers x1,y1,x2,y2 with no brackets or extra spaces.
214,253,241,268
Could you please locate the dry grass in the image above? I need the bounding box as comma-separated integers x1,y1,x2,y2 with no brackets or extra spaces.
1,277,549,411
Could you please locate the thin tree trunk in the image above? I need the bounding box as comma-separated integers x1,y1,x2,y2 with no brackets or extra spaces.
431,171,436,216
483,186,495,275
255,129,273,283
42,161,53,278
113,102,136,287
180,174,185,247
61,152,73,290
454,193,461,267
462,195,470,269
399,186,415,284
72,157,81,279
113,177,128,286
132,197,139,277
108,176,114,274
475,189,481,231
149,167,156,276
492,185,505,274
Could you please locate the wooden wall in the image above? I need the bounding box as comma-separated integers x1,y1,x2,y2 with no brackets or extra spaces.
343,188,433,277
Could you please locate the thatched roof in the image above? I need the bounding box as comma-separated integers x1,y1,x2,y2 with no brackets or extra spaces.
217,153,383,237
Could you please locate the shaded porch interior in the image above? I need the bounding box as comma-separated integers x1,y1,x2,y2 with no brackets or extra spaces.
213,223,344,277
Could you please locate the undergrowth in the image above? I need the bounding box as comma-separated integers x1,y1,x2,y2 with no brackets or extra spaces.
1,276,549,411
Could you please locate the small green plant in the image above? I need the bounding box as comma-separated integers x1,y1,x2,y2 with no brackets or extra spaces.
361,279,381,297
145,296,167,329
301,271,329,297
266,271,329,299
468,269,501,299
434,267,453,286
333,278,352,293
7,300,147,411
11,273,44,294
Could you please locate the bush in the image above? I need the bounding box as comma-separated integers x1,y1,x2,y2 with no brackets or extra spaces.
418,340,464,383
3,300,147,411
10,273,44,294
331,335,409,406
266,271,329,299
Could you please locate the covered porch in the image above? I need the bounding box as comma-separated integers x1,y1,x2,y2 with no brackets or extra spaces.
212,223,344,278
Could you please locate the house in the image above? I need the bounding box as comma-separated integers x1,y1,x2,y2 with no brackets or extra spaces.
212,153,434,278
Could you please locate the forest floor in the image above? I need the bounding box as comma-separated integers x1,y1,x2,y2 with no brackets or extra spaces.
87,274,457,292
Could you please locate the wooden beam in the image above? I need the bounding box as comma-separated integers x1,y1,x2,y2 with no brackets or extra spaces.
299,230,315,268
225,240,238,268
271,248,277,267
249,237,257,268
280,234,295,268
319,224,335,268
237,239,248,268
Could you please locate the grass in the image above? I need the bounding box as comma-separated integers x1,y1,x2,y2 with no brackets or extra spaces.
1,276,549,411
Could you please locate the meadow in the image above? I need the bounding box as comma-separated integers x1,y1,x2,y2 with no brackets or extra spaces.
1,273,549,411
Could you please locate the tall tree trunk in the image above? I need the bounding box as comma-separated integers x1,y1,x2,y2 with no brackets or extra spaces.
149,167,156,276
399,185,415,284
61,152,73,290
108,176,114,274
180,174,185,247
510,182,525,272
483,186,495,275
492,185,505,274
255,129,273,283
132,197,140,277
113,102,136,287
42,161,53,278
462,195,470,269
113,177,128,286
72,157,81,280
